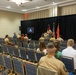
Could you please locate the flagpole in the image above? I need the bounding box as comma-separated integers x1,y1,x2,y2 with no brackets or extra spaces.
53,22,55,38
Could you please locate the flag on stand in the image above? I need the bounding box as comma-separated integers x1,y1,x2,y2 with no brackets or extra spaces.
47,24,51,31
52,23,55,37
56,24,60,38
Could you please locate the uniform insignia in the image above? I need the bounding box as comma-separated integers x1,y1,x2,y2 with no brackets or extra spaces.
63,66,68,72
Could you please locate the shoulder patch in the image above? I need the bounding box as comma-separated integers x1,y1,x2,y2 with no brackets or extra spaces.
63,66,68,72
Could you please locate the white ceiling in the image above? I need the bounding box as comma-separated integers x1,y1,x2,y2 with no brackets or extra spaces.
0,0,76,14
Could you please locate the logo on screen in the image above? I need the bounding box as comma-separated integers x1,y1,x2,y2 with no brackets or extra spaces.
27,27,34,33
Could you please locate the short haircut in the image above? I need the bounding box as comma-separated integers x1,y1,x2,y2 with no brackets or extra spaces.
46,42,55,48
67,39,74,46
46,43,56,53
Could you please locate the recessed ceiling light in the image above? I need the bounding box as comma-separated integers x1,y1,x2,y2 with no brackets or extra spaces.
6,6,11,9
36,6,40,9
52,2,55,4
52,2,57,5
21,9,27,11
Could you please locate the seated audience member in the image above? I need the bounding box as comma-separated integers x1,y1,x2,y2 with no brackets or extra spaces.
50,36,55,42
24,34,29,43
38,42,68,75
62,39,76,70
17,33,21,39
39,34,44,42
13,32,17,38
57,37,64,43
4,35,13,45
54,40,62,59
37,41,47,55
44,32,49,37
21,34,25,40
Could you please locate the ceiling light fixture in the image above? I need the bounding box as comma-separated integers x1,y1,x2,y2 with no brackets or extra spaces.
22,9,27,11
36,6,40,9
9,0,30,6
6,6,11,9
52,2,57,5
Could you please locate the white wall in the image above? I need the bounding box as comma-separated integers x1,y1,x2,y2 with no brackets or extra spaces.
0,10,24,38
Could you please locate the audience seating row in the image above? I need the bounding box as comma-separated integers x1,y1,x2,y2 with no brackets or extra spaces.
0,53,74,75
2,44,45,62
0,53,59,75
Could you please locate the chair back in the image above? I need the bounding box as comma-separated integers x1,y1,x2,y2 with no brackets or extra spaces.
61,56,74,72
25,62,37,75
13,57,24,75
35,44,39,50
27,50,36,61
19,47,26,60
37,66,58,75
3,55,13,70
12,47,20,57
7,45,14,56
29,43,35,49
0,53,4,66
2,44,8,54
36,52,44,62
23,42,28,49
17,42,22,47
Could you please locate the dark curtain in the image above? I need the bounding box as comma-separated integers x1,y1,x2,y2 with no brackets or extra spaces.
58,15,76,40
21,14,76,41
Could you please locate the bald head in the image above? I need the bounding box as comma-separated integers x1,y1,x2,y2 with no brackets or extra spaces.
67,39,74,47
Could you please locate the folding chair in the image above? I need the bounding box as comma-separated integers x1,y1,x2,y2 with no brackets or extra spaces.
0,40,5,45
37,66,58,75
0,54,5,75
12,38,17,44
34,41,39,45
0,53,4,67
29,43,35,49
60,43,67,47
12,46,20,57
19,47,27,60
61,56,74,72
27,50,36,62
25,62,37,75
3,54,13,75
60,46,66,51
7,45,14,56
13,57,25,75
35,44,39,50
23,42,28,49
36,52,45,62
2,44,8,54
17,42,22,47
0,46,3,53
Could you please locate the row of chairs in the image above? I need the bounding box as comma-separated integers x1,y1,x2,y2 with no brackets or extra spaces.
0,53,74,75
2,44,45,62
0,53,37,75
9,38,39,45
17,42,39,49
0,53,60,75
